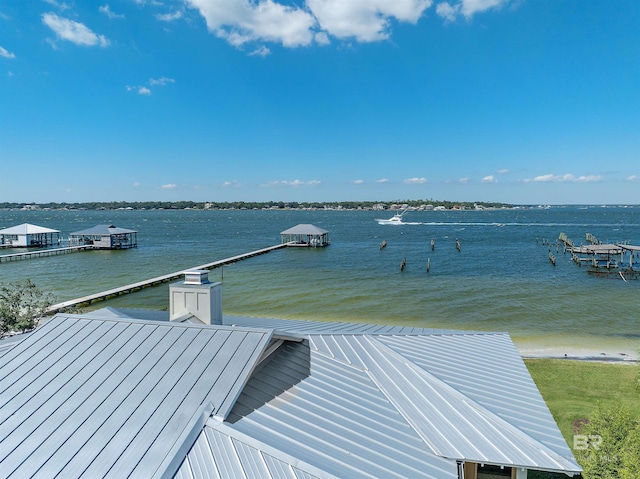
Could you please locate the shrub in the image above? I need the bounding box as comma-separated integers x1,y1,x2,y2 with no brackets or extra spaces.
0,279,55,338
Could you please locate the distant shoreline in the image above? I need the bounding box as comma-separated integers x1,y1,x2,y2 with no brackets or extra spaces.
1,199,515,212
3,202,639,213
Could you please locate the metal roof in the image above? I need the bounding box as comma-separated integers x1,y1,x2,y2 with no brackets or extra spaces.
375,333,575,457
209,341,460,479
79,308,481,336
0,223,60,235
69,224,137,236
224,314,479,336
0,310,582,478
280,224,328,235
208,335,580,477
176,420,339,479
0,315,273,479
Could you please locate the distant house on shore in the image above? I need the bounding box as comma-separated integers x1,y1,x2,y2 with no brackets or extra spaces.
280,224,330,247
0,272,582,479
0,223,60,247
69,224,137,250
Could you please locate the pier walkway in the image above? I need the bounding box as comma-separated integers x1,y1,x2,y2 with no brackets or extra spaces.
0,246,92,263
47,243,289,313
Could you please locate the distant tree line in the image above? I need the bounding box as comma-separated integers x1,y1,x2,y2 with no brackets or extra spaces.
0,199,514,211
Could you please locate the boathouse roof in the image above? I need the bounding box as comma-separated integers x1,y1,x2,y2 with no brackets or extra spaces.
69,224,137,236
0,223,60,235
0,309,582,478
280,223,328,235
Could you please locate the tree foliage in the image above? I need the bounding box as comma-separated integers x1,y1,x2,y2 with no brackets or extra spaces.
0,199,514,211
0,279,55,338
580,402,640,479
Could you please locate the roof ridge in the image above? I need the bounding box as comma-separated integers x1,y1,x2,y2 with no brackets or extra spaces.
360,335,580,472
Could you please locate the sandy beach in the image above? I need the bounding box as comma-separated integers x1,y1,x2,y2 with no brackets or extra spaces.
516,339,639,363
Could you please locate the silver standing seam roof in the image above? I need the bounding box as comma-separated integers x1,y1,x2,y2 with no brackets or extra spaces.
0,315,275,478
280,224,329,236
0,311,582,479
0,223,60,235
69,224,137,236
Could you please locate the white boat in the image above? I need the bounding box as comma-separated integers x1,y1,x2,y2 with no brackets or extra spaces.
375,209,408,225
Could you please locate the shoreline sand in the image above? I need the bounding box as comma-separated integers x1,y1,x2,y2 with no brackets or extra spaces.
516,343,639,363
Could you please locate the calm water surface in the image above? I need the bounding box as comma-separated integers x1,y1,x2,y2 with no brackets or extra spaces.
1,207,639,354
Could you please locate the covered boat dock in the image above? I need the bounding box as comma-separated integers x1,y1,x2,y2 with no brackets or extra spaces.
69,224,138,250
280,224,330,247
0,223,61,248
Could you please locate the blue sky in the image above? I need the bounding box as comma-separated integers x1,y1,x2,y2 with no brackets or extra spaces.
0,0,638,205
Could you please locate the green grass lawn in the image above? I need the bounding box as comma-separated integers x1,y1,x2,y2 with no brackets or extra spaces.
525,358,640,445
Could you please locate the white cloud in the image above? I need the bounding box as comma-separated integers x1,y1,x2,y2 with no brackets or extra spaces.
133,182,141,187
0,46,15,58
127,78,173,95
249,46,270,56
458,177,469,183
260,179,321,187
185,0,432,48
497,168,510,174
183,0,516,49
44,0,71,10
376,178,389,183
628,175,639,181
161,183,177,189
223,180,241,187
352,179,364,184
460,0,508,18
149,76,175,86
575,175,603,183
99,5,125,19
127,85,152,95
156,10,183,22
186,0,317,48
524,173,603,183
308,0,432,42
315,31,330,45
404,177,427,184
435,0,509,22
481,175,497,183
435,2,458,22
42,13,110,47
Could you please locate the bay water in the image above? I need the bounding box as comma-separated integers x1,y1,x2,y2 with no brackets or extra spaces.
1,206,639,358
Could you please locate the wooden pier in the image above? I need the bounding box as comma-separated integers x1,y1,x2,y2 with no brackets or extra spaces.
47,243,289,313
0,246,92,263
